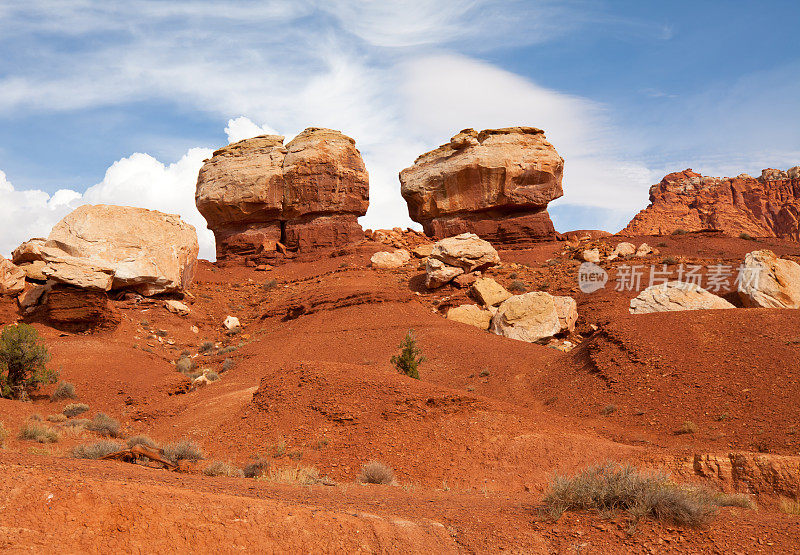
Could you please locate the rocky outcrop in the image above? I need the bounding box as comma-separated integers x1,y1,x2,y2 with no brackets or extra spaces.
400,127,563,245
738,250,800,308
0,256,26,296
623,167,800,238
196,128,369,261
44,285,119,331
683,452,800,498
630,281,736,314
13,205,198,296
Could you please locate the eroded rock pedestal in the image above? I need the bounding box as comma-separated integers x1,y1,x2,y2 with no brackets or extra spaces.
196,128,369,262
400,127,563,245
623,167,800,238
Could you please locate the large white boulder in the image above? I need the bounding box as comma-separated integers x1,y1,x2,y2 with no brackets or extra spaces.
370,250,411,269
630,281,735,314
471,277,511,307
446,304,493,330
490,292,562,343
429,233,500,272
737,250,800,308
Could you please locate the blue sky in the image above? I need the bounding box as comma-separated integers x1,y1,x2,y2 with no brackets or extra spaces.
0,1,798,259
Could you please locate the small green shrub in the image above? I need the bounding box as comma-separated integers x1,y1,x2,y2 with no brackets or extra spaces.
218,346,237,355
71,440,122,459
126,435,158,449
28,413,43,421
86,413,121,438
543,463,752,528
0,323,55,399
358,461,395,485
163,440,205,464
50,381,77,401
203,461,244,478
243,458,271,478
391,330,424,379
19,421,59,443
63,403,90,417
46,414,67,423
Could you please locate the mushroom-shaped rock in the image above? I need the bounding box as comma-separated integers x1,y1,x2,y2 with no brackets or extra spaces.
400,127,563,244
195,128,369,260
630,281,735,314
13,205,198,296
737,250,800,308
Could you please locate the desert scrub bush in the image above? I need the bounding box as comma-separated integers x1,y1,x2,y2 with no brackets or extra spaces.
780,498,800,515
739,232,756,240
243,458,271,478
198,341,216,354
262,279,278,292
671,229,688,235
259,465,321,485
126,435,158,449
542,462,752,528
63,418,90,428
71,440,122,459
163,440,205,464
18,421,59,443
203,461,244,478
0,421,7,447
28,413,43,421
0,323,55,400
86,413,121,438
358,461,395,485
662,256,679,266
508,280,527,293
391,330,424,379
175,356,194,374
676,421,699,435
221,358,235,373
218,346,237,355
600,405,616,416
50,381,77,401
46,414,67,423
205,371,220,382
62,403,89,417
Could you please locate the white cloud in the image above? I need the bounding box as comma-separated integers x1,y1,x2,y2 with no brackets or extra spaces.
225,117,279,143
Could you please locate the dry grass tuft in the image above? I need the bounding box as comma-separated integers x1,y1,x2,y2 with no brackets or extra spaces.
63,403,90,417
676,421,699,435
86,413,121,438
19,421,59,443
126,435,158,449
358,461,396,485
46,414,67,423
203,461,244,478
243,458,270,478
542,463,754,528
259,465,321,485
780,498,800,515
50,381,77,401
71,440,122,459
0,421,7,447
163,440,205,464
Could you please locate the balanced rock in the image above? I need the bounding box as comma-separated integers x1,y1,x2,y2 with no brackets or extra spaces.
400,127,563,244
446,304,493,330
630,281,735,314
13,205,198,296
623,167,800,238
0,256,26,296
737,250,800,308
196,128,369,260
490,292,562,343
370,250,411,269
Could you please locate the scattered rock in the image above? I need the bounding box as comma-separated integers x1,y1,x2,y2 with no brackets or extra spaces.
490,292,562,343
165,300,191,316
635,243,653,257
17,283,49,313
195,128,369,260
191,375,211,389
552,296,578,333
370,250,411,269
610,242,635,258
400,127,563,244
471,278,511,307
452,272,479,289
429,233,500,272
630,281,736,314
623,167,800,239
223,316,241,331
13,205,198,296
412,244,434,258
0,256,26,296
581,249,601,263
737,250,800,308
425,258,464,289
446,304,493,330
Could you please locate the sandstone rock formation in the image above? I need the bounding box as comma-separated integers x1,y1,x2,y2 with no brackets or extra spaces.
44,285,120,331
424,234,499,289
0,256,26,296
737,250,800,308
13,205,198,296
370,250,411,270
400,127,563,245
471,278,511,307
446,304,493,330
623,167,800,238
630,281,736,314
553,295,578,333
196,128,369,261
490,292,562,343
